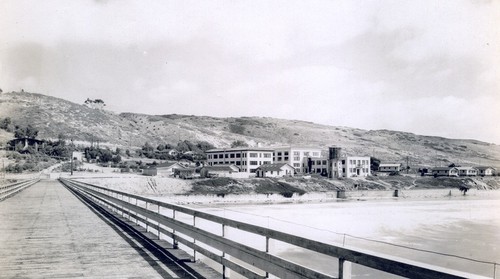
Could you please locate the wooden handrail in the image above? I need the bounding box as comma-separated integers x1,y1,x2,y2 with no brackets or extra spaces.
61,178,494,279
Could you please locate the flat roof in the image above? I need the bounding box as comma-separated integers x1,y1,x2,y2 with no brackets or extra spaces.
206,147,275,153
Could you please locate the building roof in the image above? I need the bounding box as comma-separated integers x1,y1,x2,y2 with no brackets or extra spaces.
256,163,294,172
203,165,240,172
154,162,185,169
475,166,496,171
432,167,458,171
379,163,401,167
272,146,323,151
206,147,274,153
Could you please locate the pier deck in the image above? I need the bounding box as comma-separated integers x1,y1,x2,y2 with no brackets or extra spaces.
0,179,202,279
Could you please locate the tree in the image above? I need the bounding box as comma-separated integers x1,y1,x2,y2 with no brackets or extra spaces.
0,117,12,131
157,144,166,151
370,157,381,171
231,140,248,148
14,124,39,139
112,155,122,164
197,141,216,151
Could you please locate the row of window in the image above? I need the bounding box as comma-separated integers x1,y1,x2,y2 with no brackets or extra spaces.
209,161,270,167
347,159,369,165
208,152,273,159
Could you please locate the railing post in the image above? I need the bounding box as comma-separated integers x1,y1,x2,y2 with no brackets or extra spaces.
265,236,270,278
157,204,161,239
222,223,230,279
338,258,352,279
145,202,149,232
192,215,197,262
135,198,139,225
172,210,178,249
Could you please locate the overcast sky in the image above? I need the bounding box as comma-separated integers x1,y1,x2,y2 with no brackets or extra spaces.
1,0,499,143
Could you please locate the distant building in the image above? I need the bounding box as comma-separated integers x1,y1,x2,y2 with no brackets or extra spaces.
7,137,45,153
378,163,401,173
432,167,459,177
256,163,295,178
456,167,477,176
205,147,274,175
338,156,371,178
143,162,185,177
273,146,323,174
475,166,495,176
200,165,240,178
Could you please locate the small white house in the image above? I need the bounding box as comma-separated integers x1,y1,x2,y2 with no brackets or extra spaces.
200,165,240,178
256,163,295,178
144,162,185,177
378,163,401,172
457,167,477,177
475,166,495,176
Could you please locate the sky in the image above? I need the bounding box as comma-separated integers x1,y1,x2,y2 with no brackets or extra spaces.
1,0,499,143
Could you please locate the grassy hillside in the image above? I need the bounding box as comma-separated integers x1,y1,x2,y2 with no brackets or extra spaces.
1,91,499,169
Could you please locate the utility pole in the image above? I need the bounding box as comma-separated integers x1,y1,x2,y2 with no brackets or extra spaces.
70,138,74,176
406,156,409,174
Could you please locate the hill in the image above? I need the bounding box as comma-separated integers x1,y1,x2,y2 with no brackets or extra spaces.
1,91,499,169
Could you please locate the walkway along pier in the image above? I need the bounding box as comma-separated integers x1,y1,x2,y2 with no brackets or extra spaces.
0,179,220,279
58,178,496,279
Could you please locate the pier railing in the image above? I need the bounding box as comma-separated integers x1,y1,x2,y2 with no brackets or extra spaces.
0,178,39,201
59,178,493,279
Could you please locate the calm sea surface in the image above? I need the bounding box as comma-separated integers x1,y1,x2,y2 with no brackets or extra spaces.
160,191,500,278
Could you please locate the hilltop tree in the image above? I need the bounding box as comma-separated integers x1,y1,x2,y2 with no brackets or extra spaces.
14,124,39,139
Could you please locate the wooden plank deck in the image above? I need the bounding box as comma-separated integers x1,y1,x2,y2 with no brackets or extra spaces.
0,179,206,279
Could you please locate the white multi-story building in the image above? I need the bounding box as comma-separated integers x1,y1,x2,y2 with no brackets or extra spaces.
273,146,323,173
337,156,371,177
306,155,371,178
205,147,274,174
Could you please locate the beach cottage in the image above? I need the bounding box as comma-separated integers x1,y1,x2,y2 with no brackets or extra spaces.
475,166,495,176
200,165,240,178
432,167,459,177
457,167,477,176
378,163,401,173
255,163,295,178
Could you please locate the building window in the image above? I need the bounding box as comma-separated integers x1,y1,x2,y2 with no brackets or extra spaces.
293,156,300,161
313,152,319,156
236,153,241,158
293,163,300,167
277,152,282,156
304,152,310,156
236,161,241,165
230,154,235,158
284,152,289,155
293,151,299,156
250,153,258,158
250,161,258,165
322,160,327,165
263,153,272,158
284,157,289,161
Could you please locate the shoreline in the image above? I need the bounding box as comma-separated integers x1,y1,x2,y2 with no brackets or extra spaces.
149,188,500,206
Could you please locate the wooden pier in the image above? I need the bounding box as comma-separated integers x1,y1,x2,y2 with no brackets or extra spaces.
0,179,217,279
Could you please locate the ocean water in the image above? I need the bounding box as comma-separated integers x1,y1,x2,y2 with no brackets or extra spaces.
185,191,500,278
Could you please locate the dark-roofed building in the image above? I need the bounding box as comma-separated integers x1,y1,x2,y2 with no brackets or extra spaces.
475,166,496,176
7,137,45,153
432,167,459,177
255,163,295,178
